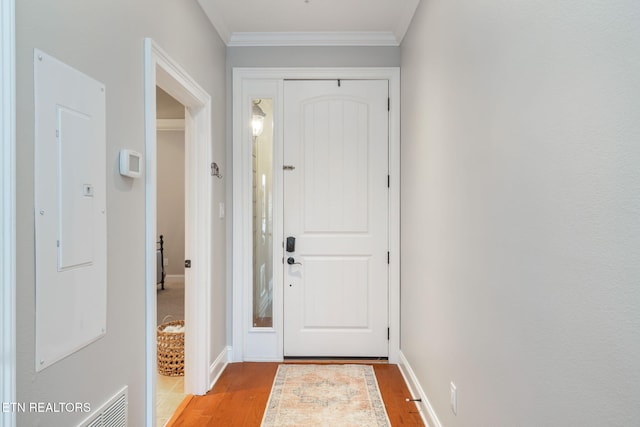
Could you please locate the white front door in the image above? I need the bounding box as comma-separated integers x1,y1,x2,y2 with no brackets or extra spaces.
283,80,389,357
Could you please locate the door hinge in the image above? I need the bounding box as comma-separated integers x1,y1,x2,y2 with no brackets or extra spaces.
185,260,191,268
387,175,390,188
387,251,390,264
387,327,390,340
387,97,390,111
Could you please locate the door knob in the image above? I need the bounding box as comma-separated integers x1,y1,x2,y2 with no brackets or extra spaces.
287,257,302,265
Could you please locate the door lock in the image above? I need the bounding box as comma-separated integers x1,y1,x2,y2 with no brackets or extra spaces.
286,236,296,253
287,257,302,266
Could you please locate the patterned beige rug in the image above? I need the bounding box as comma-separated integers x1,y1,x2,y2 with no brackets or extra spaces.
261,364,391,427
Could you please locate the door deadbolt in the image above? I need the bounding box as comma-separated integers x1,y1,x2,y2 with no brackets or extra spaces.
286,236,296,253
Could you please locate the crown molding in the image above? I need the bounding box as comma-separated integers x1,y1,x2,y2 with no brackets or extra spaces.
227,31,399,47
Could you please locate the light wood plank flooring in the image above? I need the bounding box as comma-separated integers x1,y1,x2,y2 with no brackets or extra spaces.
157,374,185,427
168,362,424,426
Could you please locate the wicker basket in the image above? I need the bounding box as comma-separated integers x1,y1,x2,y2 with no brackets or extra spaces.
157,319,185,376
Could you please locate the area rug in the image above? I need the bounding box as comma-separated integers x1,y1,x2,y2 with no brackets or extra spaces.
261,364,391,427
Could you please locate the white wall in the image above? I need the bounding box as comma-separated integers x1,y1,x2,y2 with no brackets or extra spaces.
400,1,640,425
16,1,226,425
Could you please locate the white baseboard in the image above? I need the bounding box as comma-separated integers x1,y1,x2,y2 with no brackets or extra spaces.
397,351,442,427
209,346,231,390
243,357,283,362
165,274,184,283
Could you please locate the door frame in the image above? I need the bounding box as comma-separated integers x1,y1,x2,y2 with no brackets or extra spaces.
231,67,400,363
144,39,213,424
1,0,16,425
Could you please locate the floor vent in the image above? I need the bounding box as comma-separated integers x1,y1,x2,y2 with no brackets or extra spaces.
79,386,128,427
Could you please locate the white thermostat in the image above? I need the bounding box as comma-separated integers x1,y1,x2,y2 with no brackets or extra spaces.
119,149,142,178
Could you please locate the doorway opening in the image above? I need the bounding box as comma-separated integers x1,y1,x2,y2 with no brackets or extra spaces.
144,39,213,425
155,86,187,425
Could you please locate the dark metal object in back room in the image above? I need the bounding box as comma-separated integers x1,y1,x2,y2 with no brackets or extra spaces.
157,235,166,290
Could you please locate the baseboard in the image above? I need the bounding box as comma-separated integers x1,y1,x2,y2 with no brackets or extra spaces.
209,346,231,390
165,275,184,283
397,351,442,427
243,356,284,362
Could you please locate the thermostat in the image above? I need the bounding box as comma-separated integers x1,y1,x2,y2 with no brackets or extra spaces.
119,149,142,178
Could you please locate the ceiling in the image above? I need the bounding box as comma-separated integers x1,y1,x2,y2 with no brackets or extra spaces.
196,0,421,46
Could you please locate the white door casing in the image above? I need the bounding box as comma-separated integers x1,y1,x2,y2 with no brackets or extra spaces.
144,39,213,425
232,68,400,363
1,0,16,425
283,80,389,357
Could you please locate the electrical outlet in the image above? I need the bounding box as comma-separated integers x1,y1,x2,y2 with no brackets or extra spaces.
164,258,169,267
450,382,457,415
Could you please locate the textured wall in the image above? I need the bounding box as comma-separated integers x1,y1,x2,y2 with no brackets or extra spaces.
15,1,226,425
400,0,640,425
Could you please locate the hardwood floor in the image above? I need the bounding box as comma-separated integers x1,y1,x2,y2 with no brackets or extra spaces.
169,362,424,426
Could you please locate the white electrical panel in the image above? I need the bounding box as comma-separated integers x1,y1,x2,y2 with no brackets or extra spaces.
34,49,107,371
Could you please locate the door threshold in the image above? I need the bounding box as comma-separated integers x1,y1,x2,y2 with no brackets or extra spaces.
283,356,389,364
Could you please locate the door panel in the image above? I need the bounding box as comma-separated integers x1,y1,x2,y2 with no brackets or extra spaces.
301,97,370,233
303,256,370,328
283,80,389,357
